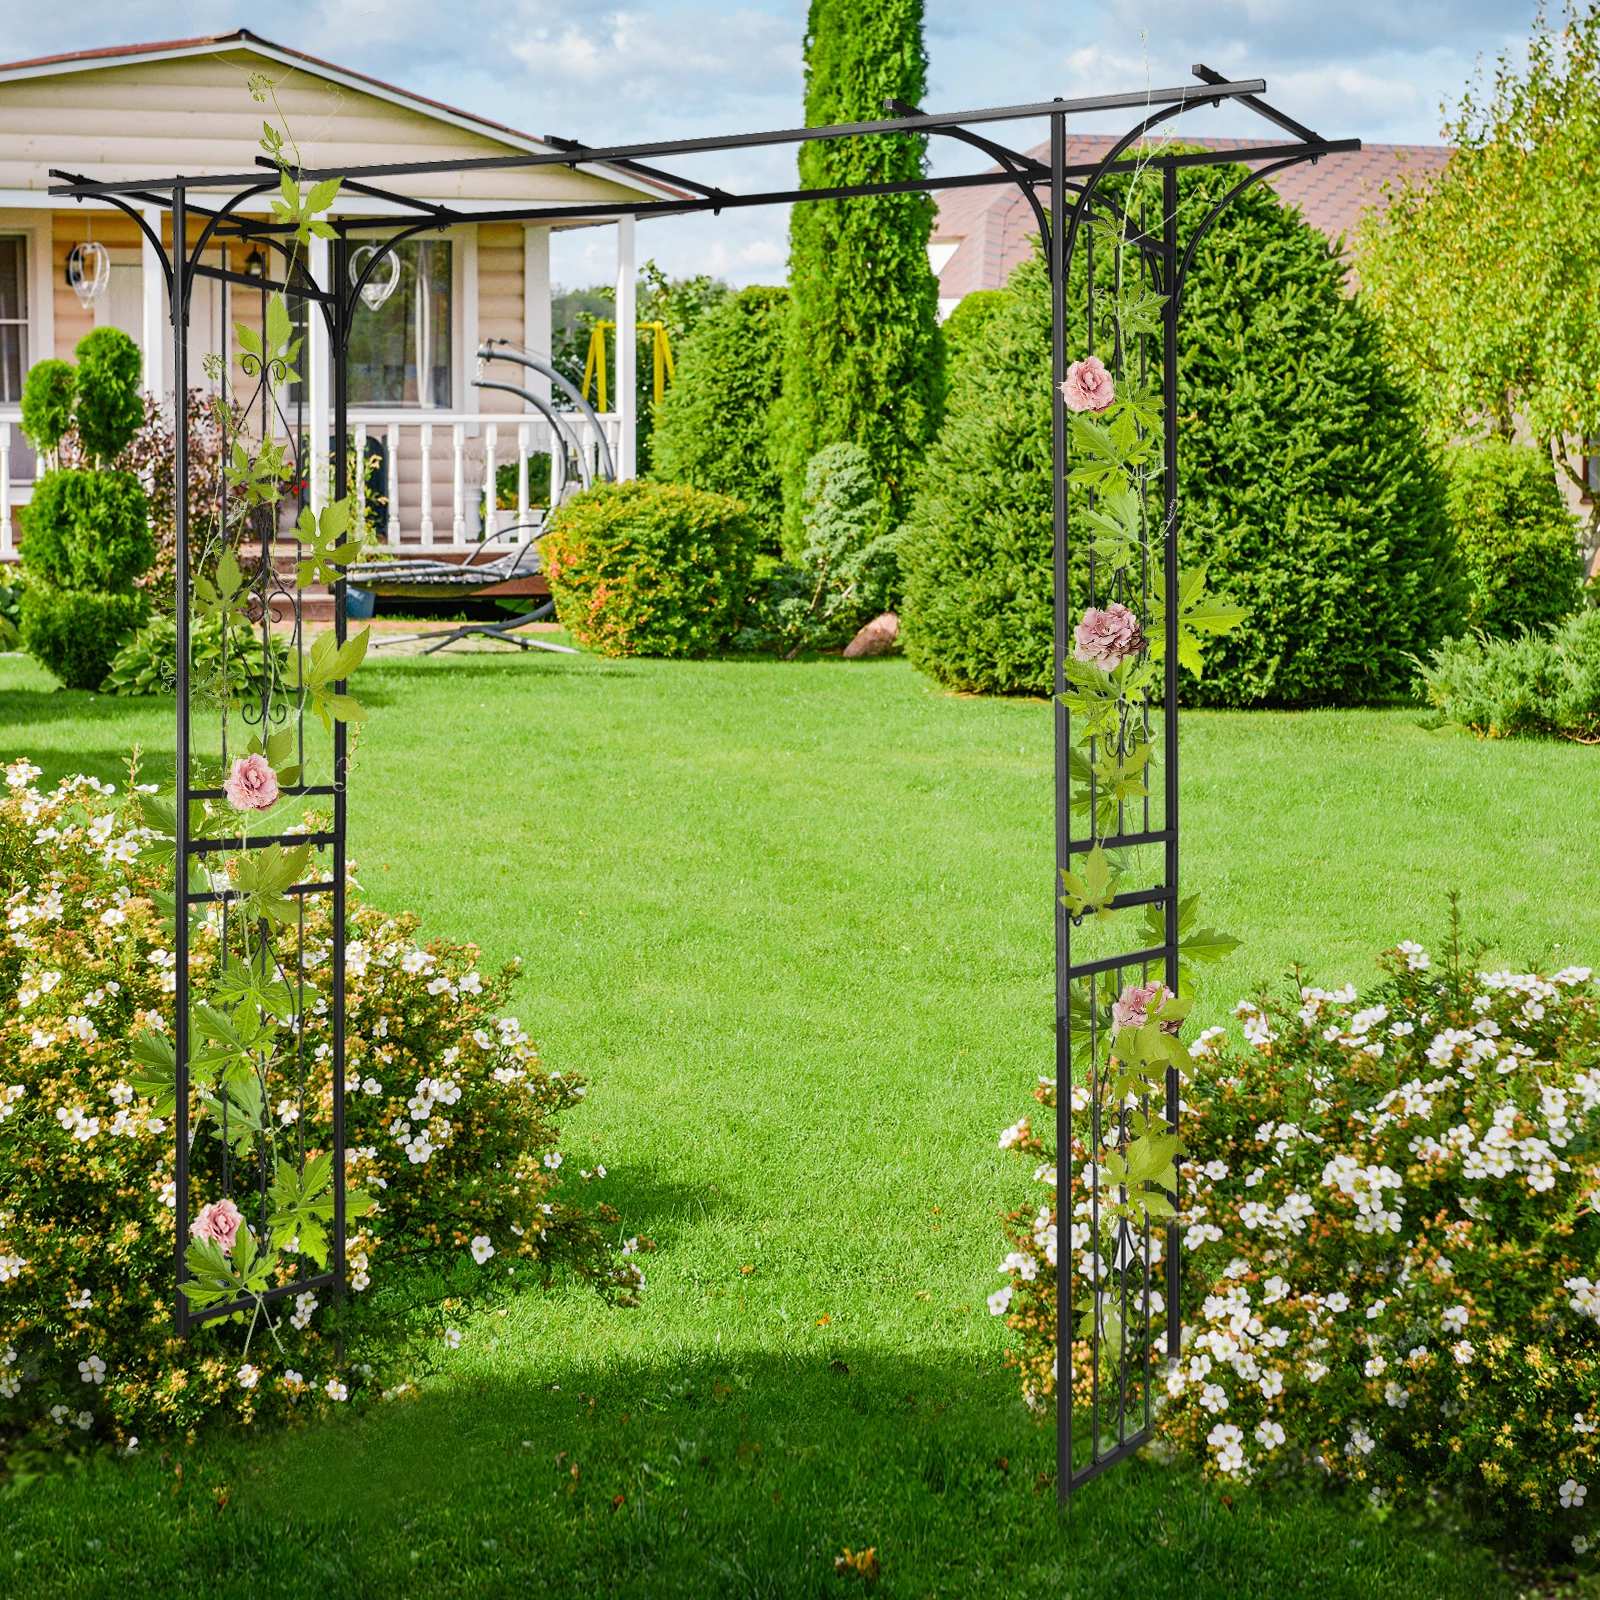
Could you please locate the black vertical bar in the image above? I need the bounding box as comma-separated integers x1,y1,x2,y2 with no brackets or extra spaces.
1050,106,1070,1507
171,189,191,1337
330,231,350,1309
1161,162,1183,1367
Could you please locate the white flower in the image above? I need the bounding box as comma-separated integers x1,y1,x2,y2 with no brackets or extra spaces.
1304,1360,1329,1383
543,1151,563,1170
1575,1413,1598,1435
987,1285,1014,1316
67,1289,92,1311
998,1120,1029,1150
76,1411,93,1431
1254,1419,1286,1450
78,1355,106,1385
362,1078,382,1096
443,1328,462,1349
289,1292,319,1331
400,948,434,975
1442,1304,1470,1334
0,1253,25,1283
1346,1426,1375,1457
325,1378,348,1402
1562,1478,1588,1509
1206,1422,1247,1474
1262,1275,1290,1305
471,1235,494,1265
1384,1381,1410,1410
238,1364,260,1390
1452,1340,1475,1365
1200,1383,1228,1414
1364,1355,1386,1377
1397,940,1430,971
1575,1535,1591,1556
1259,1369,1284,1400
1324,1292,1350,1313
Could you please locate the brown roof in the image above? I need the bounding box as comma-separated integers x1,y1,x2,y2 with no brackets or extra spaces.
932,136,1451,299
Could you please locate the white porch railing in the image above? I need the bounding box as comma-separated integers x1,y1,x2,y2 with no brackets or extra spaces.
0,405,623,559
343,407,622,550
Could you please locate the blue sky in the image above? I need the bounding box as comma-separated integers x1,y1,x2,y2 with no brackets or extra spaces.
8,0,1542,285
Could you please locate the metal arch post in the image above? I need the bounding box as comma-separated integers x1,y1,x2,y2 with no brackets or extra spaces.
1050,105,1072,1506
1161,161,1183,1372
171,182,192,1337
330,230,350,1315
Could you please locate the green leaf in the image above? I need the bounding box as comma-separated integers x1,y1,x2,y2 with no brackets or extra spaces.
306,176,343,214
128,1028,178,1115
1180,926,1244,964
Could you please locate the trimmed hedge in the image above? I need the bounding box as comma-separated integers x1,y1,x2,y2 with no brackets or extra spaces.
1444,439,1583,637
901,167,1462,704
650,286,789,551
542,480,758,658
20,470,152,592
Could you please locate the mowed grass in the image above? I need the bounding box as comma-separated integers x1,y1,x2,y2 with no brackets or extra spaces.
4,648,1599,1600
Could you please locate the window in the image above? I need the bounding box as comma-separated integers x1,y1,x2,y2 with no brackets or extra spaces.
347,238,451,408
0,236,27,403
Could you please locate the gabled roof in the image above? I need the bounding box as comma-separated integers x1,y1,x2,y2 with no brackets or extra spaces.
932,136,1451,300
0,30,689,211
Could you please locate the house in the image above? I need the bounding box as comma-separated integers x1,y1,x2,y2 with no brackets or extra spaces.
929,134,1452,316
0,29,690,556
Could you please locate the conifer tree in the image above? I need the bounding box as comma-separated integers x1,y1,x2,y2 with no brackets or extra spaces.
778,0,943,552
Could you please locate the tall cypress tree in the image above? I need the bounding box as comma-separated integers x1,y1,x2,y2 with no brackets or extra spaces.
779,0,943,552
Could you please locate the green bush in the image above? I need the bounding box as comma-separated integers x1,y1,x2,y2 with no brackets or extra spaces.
20,470,152,592
18,327,156,689
740,443,900,655
71,327,144,465
942,289,1009,370
900,167,1462,703
541,480,758,657
1444,439,1583,636
19,359,75,456
102,612,290,698
18,586,148,691
651,286,789,550
1417,610,1600,739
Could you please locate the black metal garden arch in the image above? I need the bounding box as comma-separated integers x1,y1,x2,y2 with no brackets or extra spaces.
47,68,1357,1501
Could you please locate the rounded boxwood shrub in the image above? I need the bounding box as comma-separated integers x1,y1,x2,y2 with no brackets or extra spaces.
650,285,789,551
18,586,148,692
900,165,1462,703
72,327,145,467
19,469,153,593
1444,439,1583,637
542,479,758,657
18,327,153,690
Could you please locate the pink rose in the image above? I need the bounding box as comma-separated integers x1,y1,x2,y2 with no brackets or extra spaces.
191,1198,243,1253
1112,980,1180,1035
1073,602,1147,670
224,753,279,812
1060,354,1115,413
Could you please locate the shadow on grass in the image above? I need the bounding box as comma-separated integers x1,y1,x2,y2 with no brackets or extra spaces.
21,1350,1512,1600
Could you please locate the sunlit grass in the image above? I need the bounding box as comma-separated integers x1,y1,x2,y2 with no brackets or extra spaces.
5,648,1596,1598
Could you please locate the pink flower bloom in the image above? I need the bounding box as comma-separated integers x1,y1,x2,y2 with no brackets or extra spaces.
1073,602,1147,670
191,1198,243,1253
224,754,279,812
1060,355,1115,413
1112,980,1180,1035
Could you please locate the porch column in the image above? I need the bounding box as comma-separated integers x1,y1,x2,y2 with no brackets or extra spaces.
523,225,552,402
141,206,165,398
308,233,331,517
615,215,636,480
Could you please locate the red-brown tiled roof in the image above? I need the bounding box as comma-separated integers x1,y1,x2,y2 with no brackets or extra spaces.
932,136,1452,298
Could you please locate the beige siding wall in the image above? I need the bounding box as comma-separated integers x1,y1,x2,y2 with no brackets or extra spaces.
476,222,524,415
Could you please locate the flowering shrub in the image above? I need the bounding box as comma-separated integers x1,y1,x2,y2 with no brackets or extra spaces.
995,922,1600,1557
542,479,759,657
0,760,640,1454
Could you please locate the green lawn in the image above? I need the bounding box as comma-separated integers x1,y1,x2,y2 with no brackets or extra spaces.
4,648,1599,1599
